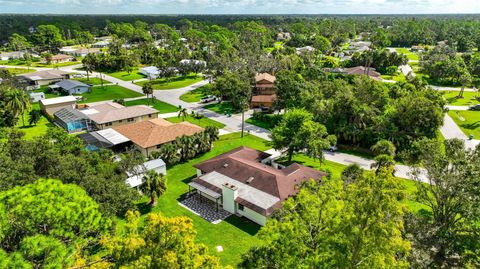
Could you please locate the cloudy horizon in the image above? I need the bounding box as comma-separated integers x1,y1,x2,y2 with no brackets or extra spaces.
0,0,479,14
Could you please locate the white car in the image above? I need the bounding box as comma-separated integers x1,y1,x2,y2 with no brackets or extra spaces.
201,95,217,103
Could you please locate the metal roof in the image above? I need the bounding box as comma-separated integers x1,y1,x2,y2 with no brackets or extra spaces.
56,79,89,90
40,95,77,106
96,128,130,145
188,181,222,199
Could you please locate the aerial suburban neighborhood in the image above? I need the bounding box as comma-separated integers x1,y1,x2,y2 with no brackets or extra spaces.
0,3,480,269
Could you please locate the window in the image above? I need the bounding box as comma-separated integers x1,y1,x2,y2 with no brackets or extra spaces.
238,204,244,211
105,122,112,126
127,118,134,122
118,120,123,123
156,144,162,149
148,114,153,118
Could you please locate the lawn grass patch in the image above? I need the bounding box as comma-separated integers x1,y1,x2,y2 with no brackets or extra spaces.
136,133,270,266
448,110,480,139
395,48,420,61
72,77,111,85
6,67,36,75
16,103,56,139
203,102,236,114
165,114,226,129
106,68,145,81
136,74,203,90
76,85,143,103
124,98,179,114
443,91,480,106
179,84,212,103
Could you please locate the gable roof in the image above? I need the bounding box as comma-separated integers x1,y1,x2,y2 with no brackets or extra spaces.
114,118,204,148
21,70,69,81
80,103,158,124
344,66,381,78
193,146,326,212
56,79,90,90
255,73,276,83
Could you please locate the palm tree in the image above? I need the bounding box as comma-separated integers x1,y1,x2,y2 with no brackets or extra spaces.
204,126,219,141
142,82,154,105
5,89,30,127
157,142,180,165
140,170,166,207
176,135,196,161
178,108,188,121
28,109,42,126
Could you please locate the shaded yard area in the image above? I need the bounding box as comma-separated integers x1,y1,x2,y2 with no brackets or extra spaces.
166,114,226,129
444,91,480,106
124,98,179,114
105,68,145,81
76,85,143,104
179,84,212,103
135,133,270,266
16,103,55,140
136,74,203,90
448,110,480,139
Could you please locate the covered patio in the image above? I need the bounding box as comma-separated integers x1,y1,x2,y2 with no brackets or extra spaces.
180,182,230,224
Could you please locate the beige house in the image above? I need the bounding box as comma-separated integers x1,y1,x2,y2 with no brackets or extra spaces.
80,102,159,130
42,54,74,64
251,73,276,110
114,118,204,157
39,95,77,116
20,70,70,87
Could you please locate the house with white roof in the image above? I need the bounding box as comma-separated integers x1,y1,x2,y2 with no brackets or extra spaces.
139,66,160,80
126,159,167,188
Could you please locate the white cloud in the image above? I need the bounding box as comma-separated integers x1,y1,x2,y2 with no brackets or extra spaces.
0,0,479,14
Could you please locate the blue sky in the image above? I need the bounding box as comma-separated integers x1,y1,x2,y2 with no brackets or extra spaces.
0,0,479,14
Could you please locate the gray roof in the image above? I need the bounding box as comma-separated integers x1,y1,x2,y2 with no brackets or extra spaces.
56,79,90,90
54,107,88,122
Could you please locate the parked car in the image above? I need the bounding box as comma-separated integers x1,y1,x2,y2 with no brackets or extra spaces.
329,145,338,152
201,95,217,103
469,104,480,111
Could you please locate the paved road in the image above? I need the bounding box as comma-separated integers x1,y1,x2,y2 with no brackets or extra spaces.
446,105,470,111
440,113,480,149
430,85,476,92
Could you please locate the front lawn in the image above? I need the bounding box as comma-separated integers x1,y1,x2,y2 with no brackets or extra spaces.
139,133,270,266
16,103,55,140
76,85,143,104
0,59,81,68
443,91,480,106
124,98,179,114
106,68,146,81
395,48,420,61
72,77,111,85
203,102,237,114
165,114,226,129
6,67,36,75
179,84,211,103
136,74,203,90
448,110,480,139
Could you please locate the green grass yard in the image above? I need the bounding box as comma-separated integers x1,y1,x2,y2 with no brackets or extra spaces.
0,59,82,68
136,74,203,90
5,67,36,75
443,91,480,106
76,85,143,103
203,102,236,114
16,103,55,140
166,114,226,129
124,98,179,114
72,77,111,85
448,110,480,139
179,84,212,103
395,48,420,61
106,68,146,81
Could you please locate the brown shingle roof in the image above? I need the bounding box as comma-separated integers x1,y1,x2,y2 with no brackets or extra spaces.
255,73,276,83
344,66,381,78
251,94,276,103
82,103,158,124
193,146,326,215
114,118,204,148
22,70,69,80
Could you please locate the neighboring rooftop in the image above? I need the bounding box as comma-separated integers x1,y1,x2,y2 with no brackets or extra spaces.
80,102,158,124
21,70,69,81
251,95,276,103
114,118,203,148
39,95,77,106
56,79,90,90
255,73,276,83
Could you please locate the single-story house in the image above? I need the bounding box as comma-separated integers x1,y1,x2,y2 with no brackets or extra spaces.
42,54,74,64
91,40,110,48
0,51,25,61
324,66,381,81
296,46,315,54
29,92,45,102
139,66,160,80
54,79,91,95
54,107,93,133
80,102,159,130
189,146,327,226
39,95,77,116
60,47,101,57
20,70,70,87
78,128,132,152
114,118,204,157
126,159,167,188
179,59,207,67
